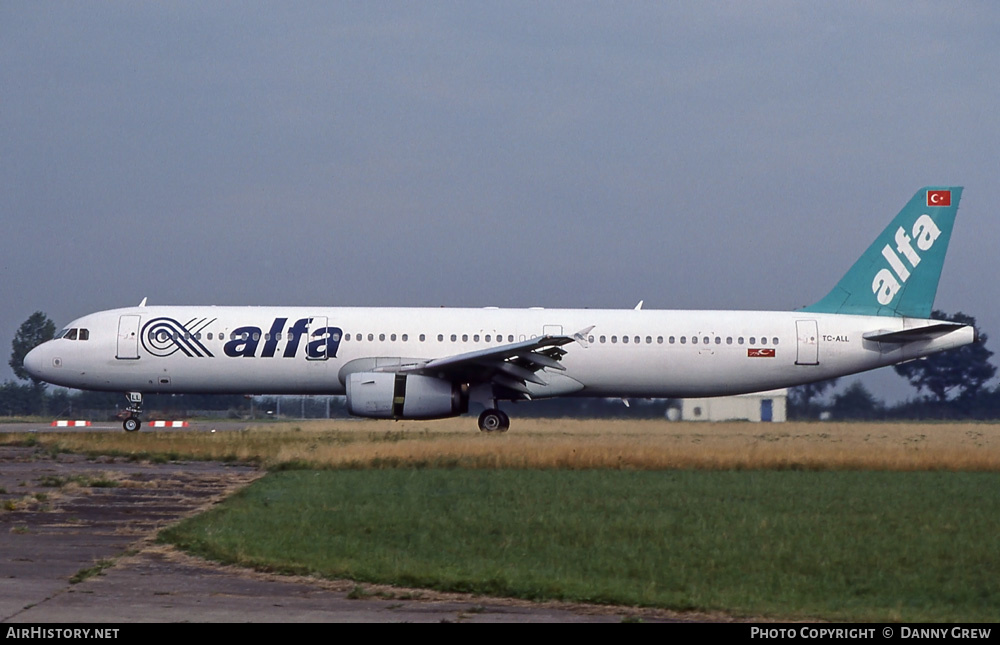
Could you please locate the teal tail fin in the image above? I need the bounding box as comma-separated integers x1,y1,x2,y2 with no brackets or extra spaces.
802,186,962,318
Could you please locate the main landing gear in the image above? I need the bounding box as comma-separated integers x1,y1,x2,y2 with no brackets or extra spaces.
478,408,510,433
123,392,143,432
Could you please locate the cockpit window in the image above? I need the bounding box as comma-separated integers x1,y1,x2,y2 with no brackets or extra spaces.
58,327,91,341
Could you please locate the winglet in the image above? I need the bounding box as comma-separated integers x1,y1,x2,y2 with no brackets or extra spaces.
574,325,595,348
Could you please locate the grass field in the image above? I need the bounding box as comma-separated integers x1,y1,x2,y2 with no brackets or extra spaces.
162,468,1000,622
8,419,1000,621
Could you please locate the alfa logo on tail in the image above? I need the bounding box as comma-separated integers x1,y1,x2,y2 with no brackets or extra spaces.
873,215,942,306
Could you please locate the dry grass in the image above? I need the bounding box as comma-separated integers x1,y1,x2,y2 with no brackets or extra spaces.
18,418,1000,471
280,418,1000,471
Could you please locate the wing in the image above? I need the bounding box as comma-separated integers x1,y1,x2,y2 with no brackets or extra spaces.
407,327,592,397
337,326,593,398
338,327,592,399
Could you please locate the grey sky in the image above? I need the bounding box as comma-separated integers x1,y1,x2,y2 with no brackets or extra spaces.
3,2,999,400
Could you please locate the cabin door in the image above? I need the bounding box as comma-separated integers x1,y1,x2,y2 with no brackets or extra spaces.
116,315,141,360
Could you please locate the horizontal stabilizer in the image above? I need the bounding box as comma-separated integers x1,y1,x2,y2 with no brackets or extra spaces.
862,322,969,344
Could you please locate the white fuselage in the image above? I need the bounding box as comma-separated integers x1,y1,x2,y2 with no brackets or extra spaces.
25,305,974,399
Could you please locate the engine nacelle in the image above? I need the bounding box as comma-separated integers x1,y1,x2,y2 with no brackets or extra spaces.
345,372,468,419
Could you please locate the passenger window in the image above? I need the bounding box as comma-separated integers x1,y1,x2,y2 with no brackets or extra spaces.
727,337,733,345
750,337,756,345
611,336,618,343
715,337,721,345
623,335,629,344
657,336,663,344
451,334,457,342
368,333,374,341
669,336,675,344
646,336,652,344
692,336,698,344
600,335,606,343
680,336,687,344
419,334,425,342
738,337,744,344
486,335,491,342
462,334,468,342
774,337,780,345
474,334,480,342
588,335,595,343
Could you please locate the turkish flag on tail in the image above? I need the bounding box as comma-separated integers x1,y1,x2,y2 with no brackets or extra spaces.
927,190,951,207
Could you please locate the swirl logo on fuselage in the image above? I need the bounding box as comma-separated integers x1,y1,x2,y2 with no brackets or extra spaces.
141,317,216,358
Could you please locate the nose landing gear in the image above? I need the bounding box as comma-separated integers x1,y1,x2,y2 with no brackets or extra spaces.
123,392,143,432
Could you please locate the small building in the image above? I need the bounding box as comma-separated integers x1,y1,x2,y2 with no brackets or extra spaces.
677,389,787,422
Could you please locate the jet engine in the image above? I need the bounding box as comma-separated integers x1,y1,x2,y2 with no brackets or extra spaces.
345,372,468,419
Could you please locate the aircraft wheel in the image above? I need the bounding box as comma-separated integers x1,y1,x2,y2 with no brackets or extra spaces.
123,417,141,433
478,409,510,433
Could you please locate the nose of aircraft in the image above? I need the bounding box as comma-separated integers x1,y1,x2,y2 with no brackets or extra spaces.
22,345,45,380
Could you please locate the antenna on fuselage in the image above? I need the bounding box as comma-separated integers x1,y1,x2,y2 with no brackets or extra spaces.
138,297,148,307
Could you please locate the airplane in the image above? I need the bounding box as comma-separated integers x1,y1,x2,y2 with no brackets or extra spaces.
23,186,976,433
